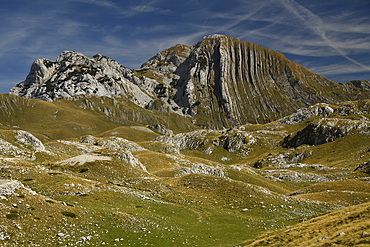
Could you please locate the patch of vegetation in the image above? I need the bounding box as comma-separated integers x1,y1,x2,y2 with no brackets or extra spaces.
6,210,19,220
191,101,201,108
79,168,89,173
198,55,208,70
154,83,167,98
23,178,34,182
61,211,78,218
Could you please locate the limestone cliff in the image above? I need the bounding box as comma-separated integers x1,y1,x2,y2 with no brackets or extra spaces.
143,34,369,128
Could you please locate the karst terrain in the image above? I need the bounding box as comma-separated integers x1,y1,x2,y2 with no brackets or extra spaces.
0,34,369,246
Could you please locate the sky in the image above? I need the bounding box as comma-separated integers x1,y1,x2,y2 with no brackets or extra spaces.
0,0,370,93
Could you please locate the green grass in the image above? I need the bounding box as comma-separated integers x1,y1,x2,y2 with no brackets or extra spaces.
0,94,196,142
0,94,369,246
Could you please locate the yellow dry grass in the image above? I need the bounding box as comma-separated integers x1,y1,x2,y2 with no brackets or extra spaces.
246,202,370,246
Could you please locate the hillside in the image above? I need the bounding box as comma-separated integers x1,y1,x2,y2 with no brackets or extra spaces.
0,92,369,246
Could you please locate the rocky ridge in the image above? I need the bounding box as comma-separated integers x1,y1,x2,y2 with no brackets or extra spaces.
10,51,156,107
10,35,370,128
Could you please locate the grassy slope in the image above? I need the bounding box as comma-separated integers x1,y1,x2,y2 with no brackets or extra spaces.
0,94,196,141
245,202,370,247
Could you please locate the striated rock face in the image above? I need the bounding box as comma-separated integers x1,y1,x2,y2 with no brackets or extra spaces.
142,34,370,128
10,35,370,128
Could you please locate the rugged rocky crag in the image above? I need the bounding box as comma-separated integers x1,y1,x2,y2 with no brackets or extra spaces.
10,51,156,108
10,34,370,129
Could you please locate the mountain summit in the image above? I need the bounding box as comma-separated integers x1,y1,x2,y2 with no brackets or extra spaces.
10,34,370,128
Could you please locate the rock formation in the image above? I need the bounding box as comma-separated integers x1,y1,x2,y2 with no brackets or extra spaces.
282,118,370,148
10,51,156,107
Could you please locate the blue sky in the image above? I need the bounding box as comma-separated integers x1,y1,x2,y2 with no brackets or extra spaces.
1,0,370,93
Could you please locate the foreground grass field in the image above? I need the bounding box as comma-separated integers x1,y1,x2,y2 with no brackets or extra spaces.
0,94,369,246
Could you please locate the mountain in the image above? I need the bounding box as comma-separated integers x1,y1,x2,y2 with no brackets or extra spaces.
10,34,370,129
2,34,370,246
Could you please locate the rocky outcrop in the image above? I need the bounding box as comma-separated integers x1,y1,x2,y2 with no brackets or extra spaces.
345,80,370,90
117,151,148,173
280,103,334,124
15,130,46,152
176,163,224,177
77,135,148,172
283,118,370,148
10,35,370,129
354,161,370,174
262,170,329,183
254,150,312,169
153,128,255,154
80,135,145,152
0,180,24,196
0,180,36,197
153,130,211,153
333,100,370,117
147,124,173,135
0,130,49,161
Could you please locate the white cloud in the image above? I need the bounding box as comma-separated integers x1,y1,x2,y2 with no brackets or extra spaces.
68,0,117,9
312,63,370,76
131,5,172,15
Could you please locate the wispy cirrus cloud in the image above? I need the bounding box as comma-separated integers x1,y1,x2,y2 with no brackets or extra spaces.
278,0,370,71
309,63,370,76
69,0,173,17
68,0,117,9
131,4,173,15
0,0,369,93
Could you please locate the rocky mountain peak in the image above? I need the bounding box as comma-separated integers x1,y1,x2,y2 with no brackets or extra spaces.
56,51,90,63
141,44,191,73
10,51,155,105
202,33,229,40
